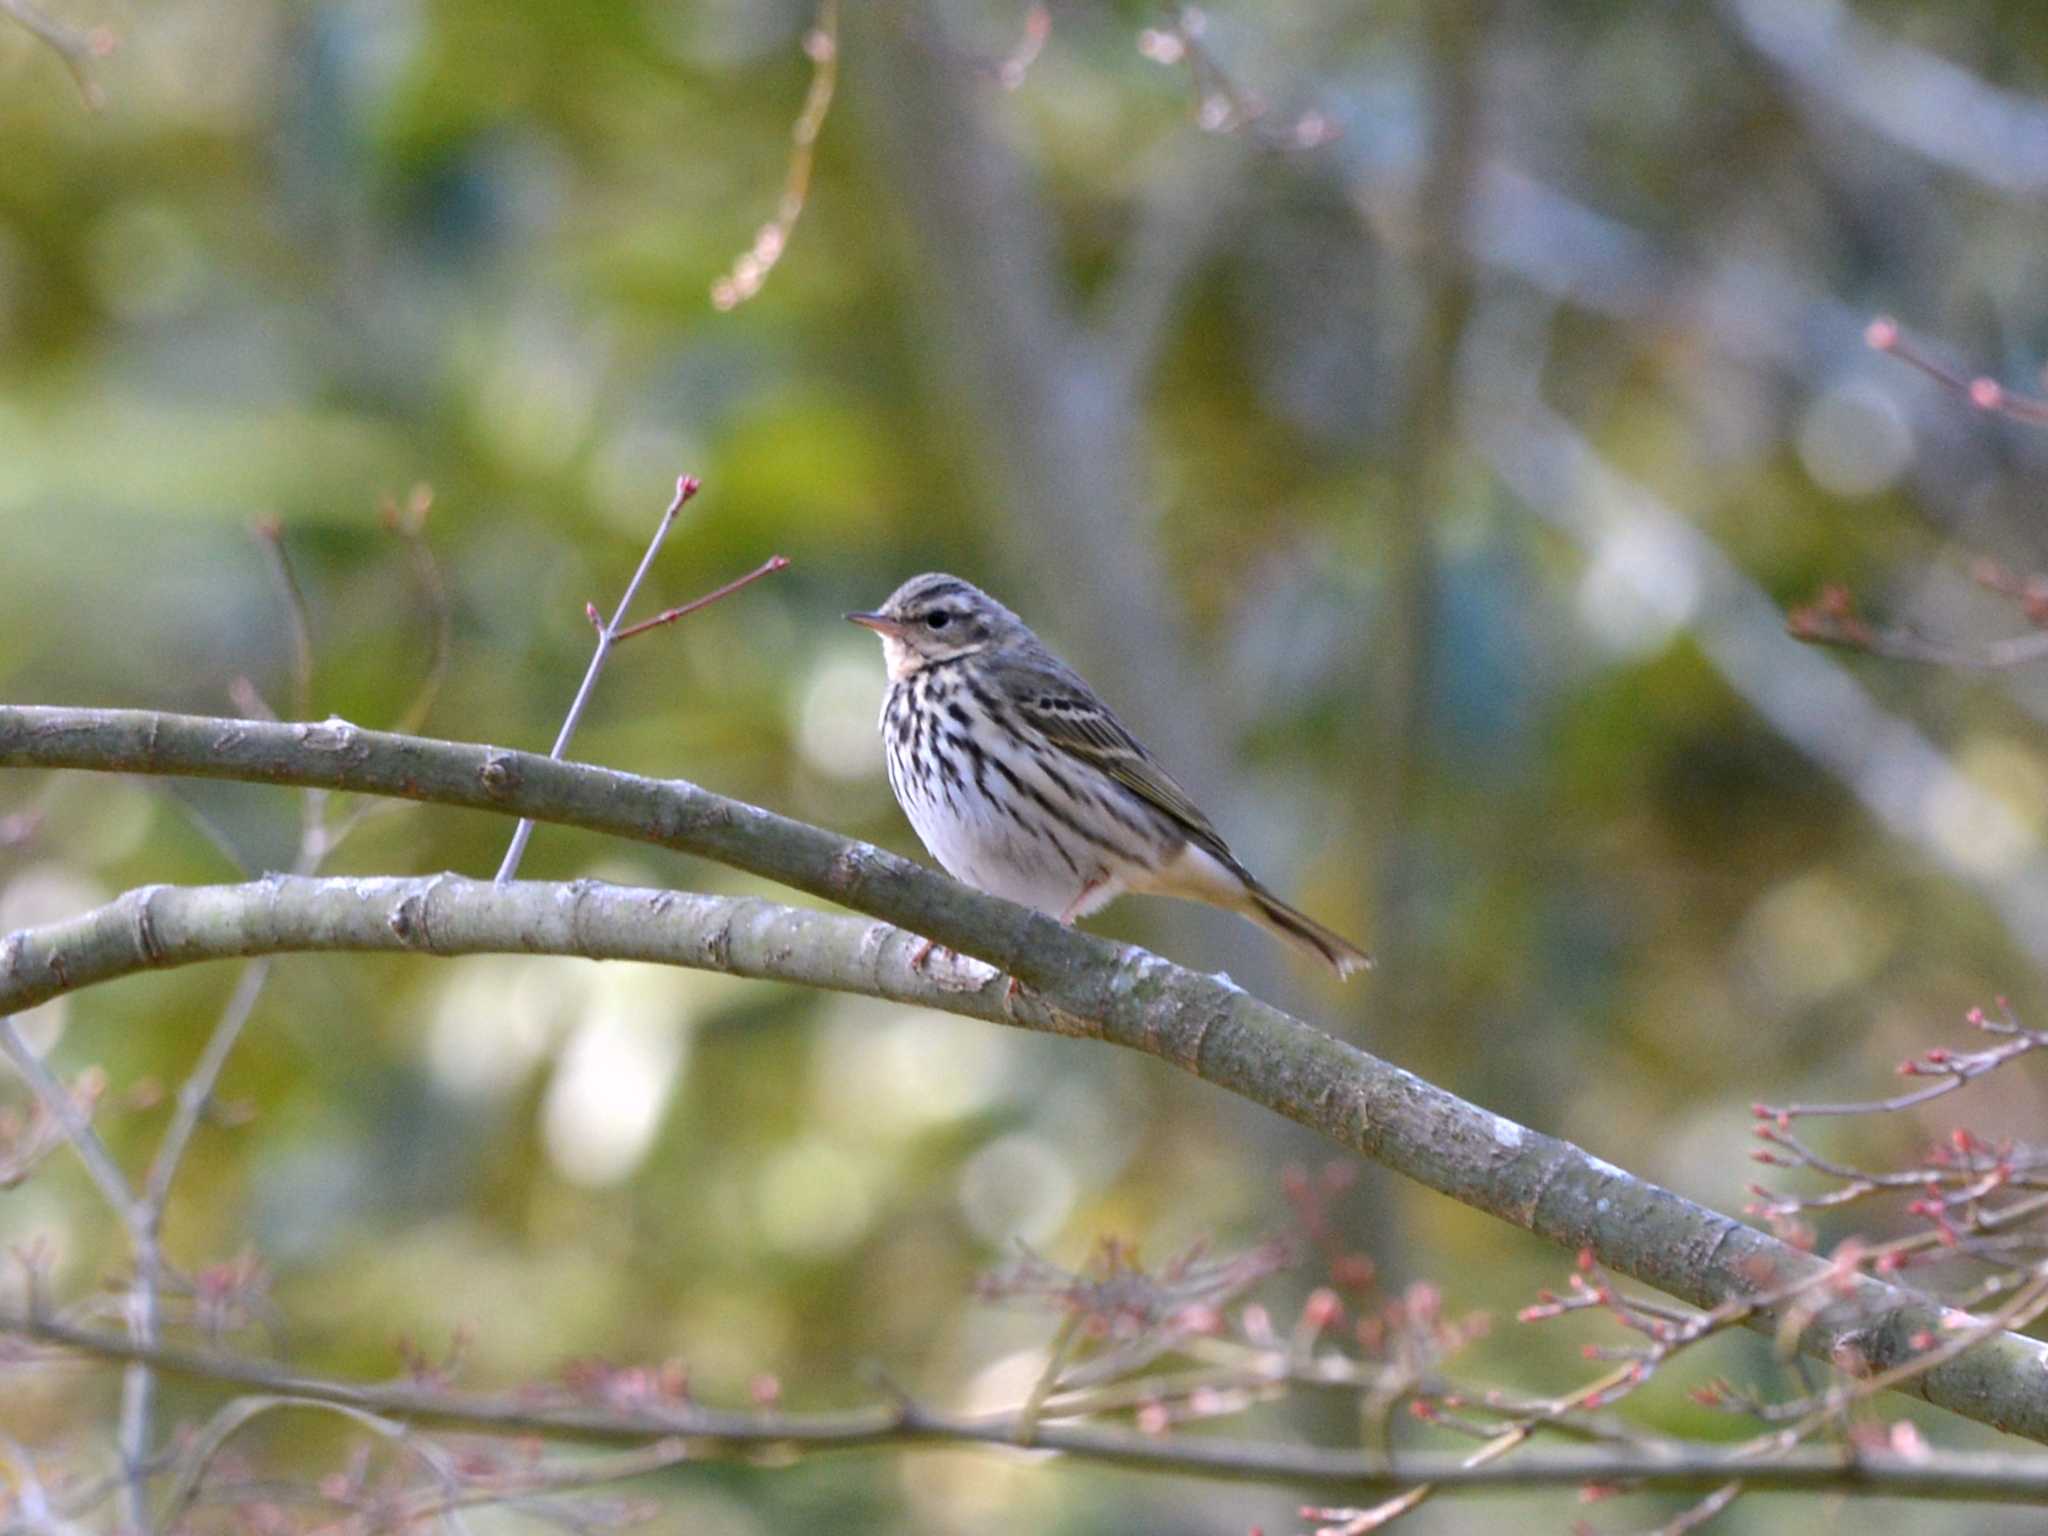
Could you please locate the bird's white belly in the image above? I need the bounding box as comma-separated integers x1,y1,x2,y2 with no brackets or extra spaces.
881,675,1184,921
893,755,1095,917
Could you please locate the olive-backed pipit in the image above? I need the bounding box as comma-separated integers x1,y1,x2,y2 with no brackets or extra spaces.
848,573,1370,977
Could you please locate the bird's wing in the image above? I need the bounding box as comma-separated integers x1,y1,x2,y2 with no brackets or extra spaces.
998,655,1237,863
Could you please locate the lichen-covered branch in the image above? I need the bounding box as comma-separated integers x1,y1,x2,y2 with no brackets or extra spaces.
3,705,2048,1443
0,874,1007,1030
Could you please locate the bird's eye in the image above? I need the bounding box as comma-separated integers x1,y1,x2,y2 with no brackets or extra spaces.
925,611,952,630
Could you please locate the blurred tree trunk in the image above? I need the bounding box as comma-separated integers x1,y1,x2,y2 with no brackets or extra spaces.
1368,0,1493,1048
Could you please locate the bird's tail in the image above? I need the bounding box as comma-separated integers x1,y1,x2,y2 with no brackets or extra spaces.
1242,882,1373,979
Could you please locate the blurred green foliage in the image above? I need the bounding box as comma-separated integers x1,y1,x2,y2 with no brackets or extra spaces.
6,0,2048,1530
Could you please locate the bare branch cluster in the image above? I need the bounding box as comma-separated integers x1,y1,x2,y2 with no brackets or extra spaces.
1788,320,2048,670
10,1105,2048,1532
2,779,2047,1528
1136,6,1339,149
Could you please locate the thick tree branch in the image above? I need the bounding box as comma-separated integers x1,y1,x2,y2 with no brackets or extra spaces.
9,1310,2048,1506
3,707,2048,1443
0,875,1011,1030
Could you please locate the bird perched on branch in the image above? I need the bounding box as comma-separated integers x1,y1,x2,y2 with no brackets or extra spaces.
848,573,1370,977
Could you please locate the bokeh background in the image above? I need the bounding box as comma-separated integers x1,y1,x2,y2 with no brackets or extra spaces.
6,0,2048,1530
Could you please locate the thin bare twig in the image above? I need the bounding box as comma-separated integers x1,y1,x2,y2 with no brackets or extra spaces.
1136,6,1338,149
1789,612,2048,670
315,491,454,858
994,2,1051,90
251,519,315,723
115,975,268,1523
0,1008,154,1527
105,520,340,1529
493,475,700,883
0,1432,71,1536
1654,1480,1744,1535
0,1024,131,1219
297,1434,696,1531
115,510,436,1528
1758,1008,2048,1120
0,0,116,109
1786,583,2048,672
1785,321,2048,671
384,484,453,739
140,960,273,1223
251,518,333,876
1013,1310,1083,1446
159,1393,453,1535
606,555,789,642
711,0,838,310
12,1310,2048,1506
1741,1003,2048,1373
1867,316,2048,428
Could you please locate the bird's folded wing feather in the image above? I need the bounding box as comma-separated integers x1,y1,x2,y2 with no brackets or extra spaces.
1003,659,1238,865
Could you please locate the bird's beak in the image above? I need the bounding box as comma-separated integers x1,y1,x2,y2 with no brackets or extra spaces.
845,610,905,636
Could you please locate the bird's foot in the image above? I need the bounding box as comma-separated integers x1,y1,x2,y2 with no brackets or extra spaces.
1003,974,1047,1011
907,938,1001,993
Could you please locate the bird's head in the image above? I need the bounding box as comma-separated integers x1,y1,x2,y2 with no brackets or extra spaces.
847,573,1024,680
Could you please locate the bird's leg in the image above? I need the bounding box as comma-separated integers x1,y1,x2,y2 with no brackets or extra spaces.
1058,876,1110,926
1007,878,1109,1003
